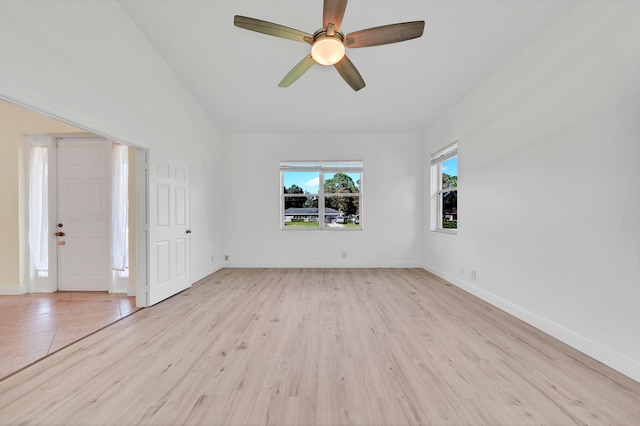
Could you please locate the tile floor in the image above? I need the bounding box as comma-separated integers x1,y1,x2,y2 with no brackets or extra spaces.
0,292,139,380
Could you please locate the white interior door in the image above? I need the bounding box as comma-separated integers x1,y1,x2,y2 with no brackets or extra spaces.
56,137,111,291
148,154,190,305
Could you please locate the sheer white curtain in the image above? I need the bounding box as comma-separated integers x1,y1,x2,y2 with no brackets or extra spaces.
112,145,129,271
28,146,49,272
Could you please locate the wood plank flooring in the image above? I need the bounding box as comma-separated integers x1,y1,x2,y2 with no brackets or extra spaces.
0,292,138,379
0,268,638,425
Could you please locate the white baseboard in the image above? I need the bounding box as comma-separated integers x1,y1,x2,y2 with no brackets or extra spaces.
422,263,640,384
111,276,130,294
190,263,224,284
0,284,28,295
223,261,424,269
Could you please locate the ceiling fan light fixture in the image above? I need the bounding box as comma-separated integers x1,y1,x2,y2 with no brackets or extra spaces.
234,2,426,90
311,36,345,66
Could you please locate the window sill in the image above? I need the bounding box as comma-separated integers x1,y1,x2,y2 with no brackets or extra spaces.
281,227,362,231
433,228,457,235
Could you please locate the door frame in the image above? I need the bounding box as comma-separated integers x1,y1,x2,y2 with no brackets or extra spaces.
134,147,148,307
9,95,155,308
24,134,149,305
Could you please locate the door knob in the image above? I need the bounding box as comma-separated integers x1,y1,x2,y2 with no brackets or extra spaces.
57,223,64,228
186,230,192,234
55,231,66,237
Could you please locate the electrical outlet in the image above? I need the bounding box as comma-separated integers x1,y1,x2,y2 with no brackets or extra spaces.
471,270,477,280
225,255,229,261
211,254,215,262
341,251,347,259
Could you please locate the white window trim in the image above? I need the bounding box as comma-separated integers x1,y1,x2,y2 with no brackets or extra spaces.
281,161,363,231
431,142,458,234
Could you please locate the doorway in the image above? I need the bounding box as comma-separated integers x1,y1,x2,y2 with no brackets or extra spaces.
6,97,192,309
25,135,147,301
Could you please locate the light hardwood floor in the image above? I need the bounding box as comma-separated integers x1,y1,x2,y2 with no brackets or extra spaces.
0,292,138,379
0,268,638,425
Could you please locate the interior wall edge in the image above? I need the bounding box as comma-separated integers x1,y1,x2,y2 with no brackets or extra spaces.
422,263,640,384
0,93,149,151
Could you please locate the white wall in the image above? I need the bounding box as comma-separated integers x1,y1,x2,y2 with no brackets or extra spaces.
0,1,225,289
423,1,640,381
224,133,423,267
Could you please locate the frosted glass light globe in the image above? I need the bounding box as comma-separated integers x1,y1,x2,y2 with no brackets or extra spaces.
311,37,345,65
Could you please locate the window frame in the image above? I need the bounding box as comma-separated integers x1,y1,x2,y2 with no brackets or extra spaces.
430,143,458,234
280,161,363,231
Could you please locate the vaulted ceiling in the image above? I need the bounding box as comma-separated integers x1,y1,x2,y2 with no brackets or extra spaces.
119,0,577,133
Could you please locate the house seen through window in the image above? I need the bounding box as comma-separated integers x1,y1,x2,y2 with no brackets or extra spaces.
431,143,458,232
281,161,362,229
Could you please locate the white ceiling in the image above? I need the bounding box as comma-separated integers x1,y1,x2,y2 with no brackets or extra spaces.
119,0,577,134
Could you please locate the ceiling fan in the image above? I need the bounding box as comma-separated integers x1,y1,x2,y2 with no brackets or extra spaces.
234,0,425,91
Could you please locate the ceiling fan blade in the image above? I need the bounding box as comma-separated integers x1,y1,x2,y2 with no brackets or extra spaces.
334,55,365,91
323,0,348,32
279,55,316,88
234,15,312,44
346,21,425,48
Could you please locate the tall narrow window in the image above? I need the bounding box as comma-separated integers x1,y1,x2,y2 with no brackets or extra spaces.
281,161,362,230
431,143,458,233
28,146,49,273
112,145,129,271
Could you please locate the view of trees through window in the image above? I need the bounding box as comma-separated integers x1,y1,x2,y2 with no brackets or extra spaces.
324,172,360,220
431,144,458,232
441,157,458,229
281,162,362,229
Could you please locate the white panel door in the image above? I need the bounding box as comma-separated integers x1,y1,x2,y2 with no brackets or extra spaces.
148,154,190,305
56,138,111,291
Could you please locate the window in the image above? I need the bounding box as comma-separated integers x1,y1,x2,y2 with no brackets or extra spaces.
281,161,362,230
431,143,458,233
28,145,49,274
